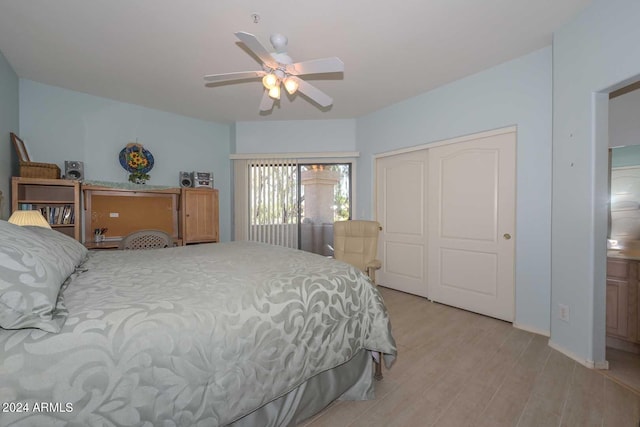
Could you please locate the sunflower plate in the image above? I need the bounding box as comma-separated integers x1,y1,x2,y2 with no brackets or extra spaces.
119,145,154,174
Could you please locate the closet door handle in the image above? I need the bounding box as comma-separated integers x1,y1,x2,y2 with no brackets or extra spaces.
503,233,511,240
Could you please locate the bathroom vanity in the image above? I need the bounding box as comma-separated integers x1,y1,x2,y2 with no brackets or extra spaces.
607,252,640,352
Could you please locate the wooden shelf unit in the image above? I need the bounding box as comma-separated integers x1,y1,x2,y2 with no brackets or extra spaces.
11,177,81,241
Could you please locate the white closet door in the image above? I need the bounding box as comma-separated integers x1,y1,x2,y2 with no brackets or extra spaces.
428,131,516,321
376,150,429,296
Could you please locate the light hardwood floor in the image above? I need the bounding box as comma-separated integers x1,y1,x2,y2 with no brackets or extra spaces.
303,287,640,427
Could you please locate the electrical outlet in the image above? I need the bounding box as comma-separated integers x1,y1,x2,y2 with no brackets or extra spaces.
559,303,570,322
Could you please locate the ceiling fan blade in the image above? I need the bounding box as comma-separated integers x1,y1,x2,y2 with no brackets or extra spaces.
289,76,333,108
259,90,274,112
234,31,279,69
204,70,265,83
289,57,344,76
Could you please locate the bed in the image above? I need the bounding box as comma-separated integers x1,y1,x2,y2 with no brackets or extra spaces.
0,220,396,426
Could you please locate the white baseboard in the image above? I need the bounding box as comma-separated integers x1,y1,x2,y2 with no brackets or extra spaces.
513,322,550,337
547,340,609,370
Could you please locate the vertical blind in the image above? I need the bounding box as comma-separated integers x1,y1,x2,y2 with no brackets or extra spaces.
247,159,299,248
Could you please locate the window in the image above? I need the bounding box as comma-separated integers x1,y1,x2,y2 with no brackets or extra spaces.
233,155,356,255
248,159,298,248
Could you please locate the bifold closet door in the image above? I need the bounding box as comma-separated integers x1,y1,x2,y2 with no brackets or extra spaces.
375,150,429,297
427,131,516,322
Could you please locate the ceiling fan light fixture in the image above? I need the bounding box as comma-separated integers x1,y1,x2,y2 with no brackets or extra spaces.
283,77,299,95
268,85,281,100
205,32,343,111
262,73,278,89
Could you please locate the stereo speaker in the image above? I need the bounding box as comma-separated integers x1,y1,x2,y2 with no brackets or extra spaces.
179,171,193,188
64,160,84,181
193,171,213,188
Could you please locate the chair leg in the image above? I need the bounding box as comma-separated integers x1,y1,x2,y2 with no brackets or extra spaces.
366,268,376,284
374,352,383,380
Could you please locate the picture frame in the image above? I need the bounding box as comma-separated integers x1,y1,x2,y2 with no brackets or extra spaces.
10,132,31,163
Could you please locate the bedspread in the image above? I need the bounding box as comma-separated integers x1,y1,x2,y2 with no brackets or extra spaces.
0,241,396,426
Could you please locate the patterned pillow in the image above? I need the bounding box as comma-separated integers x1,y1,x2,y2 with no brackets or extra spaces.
0,220,80,332
24,225,88,268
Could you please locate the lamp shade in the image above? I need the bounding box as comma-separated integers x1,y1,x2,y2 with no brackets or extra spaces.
8,210,51,228
268,85,281,100
283,77,298,95
262,73,278,90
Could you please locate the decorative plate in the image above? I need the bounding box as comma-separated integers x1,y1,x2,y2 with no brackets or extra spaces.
119,144,154,174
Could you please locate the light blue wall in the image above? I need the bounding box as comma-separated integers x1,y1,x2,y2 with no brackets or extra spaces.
356,47,553,335
552,0,640,365
234,120,356,154
19,80,233,241
0,49,19,220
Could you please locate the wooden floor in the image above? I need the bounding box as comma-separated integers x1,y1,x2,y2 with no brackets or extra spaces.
302,287,640,427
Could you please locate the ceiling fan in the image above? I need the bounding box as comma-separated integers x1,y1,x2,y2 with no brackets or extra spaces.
204,32,344,112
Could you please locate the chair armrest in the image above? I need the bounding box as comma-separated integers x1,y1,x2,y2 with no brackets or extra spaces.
366,259,382,270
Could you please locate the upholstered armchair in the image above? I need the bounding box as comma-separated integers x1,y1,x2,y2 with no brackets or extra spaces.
333,220,382,284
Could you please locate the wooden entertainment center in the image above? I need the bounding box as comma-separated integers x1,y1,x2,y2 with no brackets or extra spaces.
83,184,219,247
11,177,219,247
83,185,181,241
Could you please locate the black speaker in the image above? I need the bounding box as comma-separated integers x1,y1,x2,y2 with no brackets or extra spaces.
64,160,84,181
179,171,193,188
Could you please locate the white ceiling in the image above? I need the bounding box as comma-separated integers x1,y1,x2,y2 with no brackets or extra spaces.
0,0,590,124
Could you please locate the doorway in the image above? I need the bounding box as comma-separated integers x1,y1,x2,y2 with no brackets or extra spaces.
605,83,640,392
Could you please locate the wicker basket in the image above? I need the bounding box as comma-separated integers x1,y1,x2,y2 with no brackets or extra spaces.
19,161,61,179
11,132,61,179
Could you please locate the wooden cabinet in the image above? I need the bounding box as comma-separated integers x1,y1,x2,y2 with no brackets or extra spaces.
11,177,81,241
606,257,640,351
606,258,631,338
180,188,219,244
607,279,629,338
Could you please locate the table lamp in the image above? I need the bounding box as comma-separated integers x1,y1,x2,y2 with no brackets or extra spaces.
8,210,52,229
